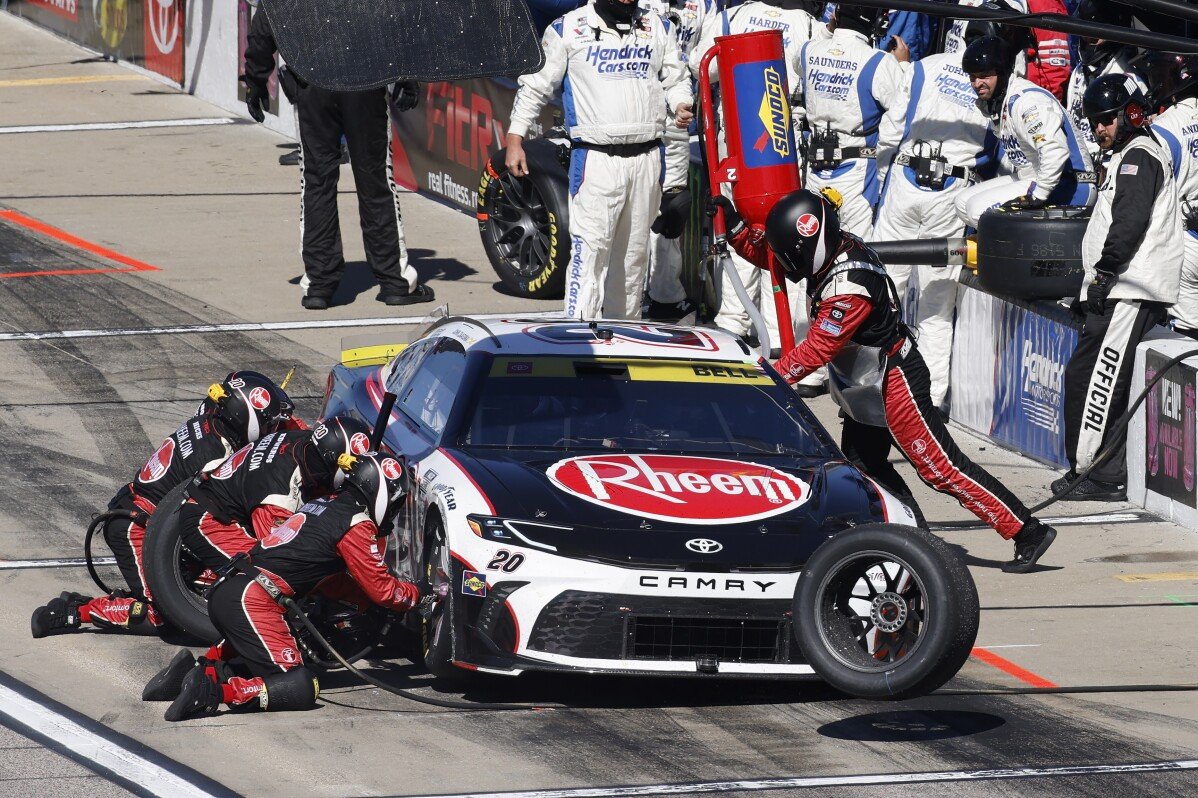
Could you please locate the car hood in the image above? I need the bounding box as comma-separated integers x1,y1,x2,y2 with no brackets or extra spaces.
447,447,889,569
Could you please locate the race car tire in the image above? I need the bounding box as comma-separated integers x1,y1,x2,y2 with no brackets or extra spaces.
421,514,458,679
477,138,570,299
793,524,979,700
142,482,219,643
976,206,1090,300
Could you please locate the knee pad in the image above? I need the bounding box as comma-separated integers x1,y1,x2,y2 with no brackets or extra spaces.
261,668,320,712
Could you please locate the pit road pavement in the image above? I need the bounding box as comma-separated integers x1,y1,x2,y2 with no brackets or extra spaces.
1,12,1196,798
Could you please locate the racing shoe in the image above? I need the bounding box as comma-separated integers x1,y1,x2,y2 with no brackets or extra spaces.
143,649,197,701
378,284,435,306
1051,472,1125,501
30,592,89,638
165,666,222,722
1002,519,1057,574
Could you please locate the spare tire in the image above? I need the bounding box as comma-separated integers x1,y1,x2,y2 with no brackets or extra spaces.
976,206,1090,300
143,481,218,643
478,137,570,299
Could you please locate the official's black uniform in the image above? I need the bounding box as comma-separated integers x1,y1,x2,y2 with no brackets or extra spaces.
244,11,426,305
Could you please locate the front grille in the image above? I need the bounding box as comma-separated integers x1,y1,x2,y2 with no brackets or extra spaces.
631,616,786,663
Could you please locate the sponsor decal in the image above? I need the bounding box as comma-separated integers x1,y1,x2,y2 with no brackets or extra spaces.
143,0,183,83
1145,352,1197,507
260,513,305,549
732,60,794,167
381,458,403,480
685,538,723,554
210,446,251,480
138,436,175,483
524,323,718,350
547,454,810,524
462,570,488,597
819,320,842,335
248,386,272,411
796,213,820,237
27,0,78,20
280,647,297,664
506,361,533,374
349,432,371,455
831,308,845,320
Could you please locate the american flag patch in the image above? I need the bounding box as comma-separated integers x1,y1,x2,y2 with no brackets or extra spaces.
1119,163,1139,175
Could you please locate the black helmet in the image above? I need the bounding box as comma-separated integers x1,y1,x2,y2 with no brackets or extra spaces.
962,19,1002,48
1146,53,1198,111
311,416,374,476
763,189,842,283
962,35,1015,76
1083,73,1149,147
835,4,887,39
206,371,286,447
340,452,407,527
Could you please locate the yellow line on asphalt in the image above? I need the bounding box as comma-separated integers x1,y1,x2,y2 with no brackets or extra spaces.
0,74,146,88
1115,572,1198,583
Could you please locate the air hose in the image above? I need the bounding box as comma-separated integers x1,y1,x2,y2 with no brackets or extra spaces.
83,509,133,595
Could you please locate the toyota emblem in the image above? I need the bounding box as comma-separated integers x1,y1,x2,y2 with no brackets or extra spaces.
685,538,723,554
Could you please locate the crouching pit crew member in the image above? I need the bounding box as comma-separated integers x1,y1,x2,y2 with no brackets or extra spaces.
30,371,298,638
719,189,1058,572
148,452,433,720
178,415,373,572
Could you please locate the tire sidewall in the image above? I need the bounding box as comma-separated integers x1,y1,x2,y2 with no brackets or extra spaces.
142,481,219,642
421,515,457,678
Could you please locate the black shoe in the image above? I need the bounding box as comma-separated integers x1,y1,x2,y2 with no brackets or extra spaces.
165,666,222,722
1002,519,1057,573
301,294,330,310
1054,474,1126,502
794,383,829,399
278,150,300,166
143,649,197,701
378,284,435,305
31,596,83,638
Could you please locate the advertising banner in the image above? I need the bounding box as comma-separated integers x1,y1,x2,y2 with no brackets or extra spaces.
9,0,147,70
142,0,183,83
1145,350,1197,507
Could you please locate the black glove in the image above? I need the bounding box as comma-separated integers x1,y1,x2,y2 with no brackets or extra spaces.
244,78,270,123
390,81,420,113
709,195,745,236
414,578,448,619
651,188,692,239
1086,270,1117,316
999,194,1046,212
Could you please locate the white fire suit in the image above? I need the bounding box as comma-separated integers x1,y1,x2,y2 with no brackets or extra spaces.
870,51,997,408
943,0,1072,100
954,76,1095,227
797,27,906,236
1065,49,1146,160
693,1,827,367
1152,97,1198,334
642,0,718,307
510,5,691,320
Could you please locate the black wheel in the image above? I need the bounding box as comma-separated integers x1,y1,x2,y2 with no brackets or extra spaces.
143,482,219,643
478,139,570,299
421,514,457,679
291,598,388,670
977,206,1090,300
793,524,979,700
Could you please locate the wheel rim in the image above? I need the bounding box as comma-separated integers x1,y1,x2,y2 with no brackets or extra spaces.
812,550,929,672
484,172,552,278
422,531,450,658
173,536,209,614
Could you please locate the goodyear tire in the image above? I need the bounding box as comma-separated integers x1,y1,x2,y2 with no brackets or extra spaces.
142,482,219,643
793,524,979,700
478,138,570,299
976,207,1090,300
421,514,459,679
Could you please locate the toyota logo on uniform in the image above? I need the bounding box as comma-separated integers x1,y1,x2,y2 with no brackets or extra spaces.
685,538,723,554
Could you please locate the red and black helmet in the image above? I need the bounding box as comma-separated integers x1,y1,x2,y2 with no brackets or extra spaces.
207,371,286,447
341,452,408,527
763,189,842,283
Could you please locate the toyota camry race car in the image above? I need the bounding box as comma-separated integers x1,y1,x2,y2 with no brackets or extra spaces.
321,317,980,699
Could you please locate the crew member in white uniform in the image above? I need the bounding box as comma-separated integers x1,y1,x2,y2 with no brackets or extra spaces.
954,36,1095,227
507,0,692,320
1152,66,1198,338
796,4,905,236
870,47,997,410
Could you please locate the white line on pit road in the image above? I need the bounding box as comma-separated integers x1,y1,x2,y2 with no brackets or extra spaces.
0,118,236,135
402,760,1198,798
0,556,115,570
0,680,221,798
0,311,561,343
932,511,1147,531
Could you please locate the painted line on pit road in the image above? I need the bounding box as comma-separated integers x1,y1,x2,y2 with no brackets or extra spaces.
398,759,1198,798
0,556,116,570
1115,571,1198,583
0,311,562,342
0,74,147,88
0,670,237,798
930,511,1150,531
0,117,236,134
0,209,160,275
970,647,1058,689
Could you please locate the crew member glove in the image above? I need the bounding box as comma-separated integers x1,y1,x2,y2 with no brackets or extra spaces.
390,81,420,113
244,78,270,123
1086,270,1117,316
709,195,745,237
1000,194,1046,212
414,579,448,619
651,188,692,239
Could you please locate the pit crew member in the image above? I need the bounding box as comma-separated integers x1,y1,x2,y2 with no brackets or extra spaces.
1065,0,1147,159
954,35,1095,227
151,453,431,721
506,0,693,320
178,416,373,571
1055,75,1182,500
870,40,997,411
719,188,1058,572
30,372,296,639
943,0,1072,100
796,4,905,237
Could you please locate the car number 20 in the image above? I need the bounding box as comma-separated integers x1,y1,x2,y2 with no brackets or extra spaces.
486,550,525,573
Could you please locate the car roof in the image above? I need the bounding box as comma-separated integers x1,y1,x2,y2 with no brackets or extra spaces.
419,317,756,361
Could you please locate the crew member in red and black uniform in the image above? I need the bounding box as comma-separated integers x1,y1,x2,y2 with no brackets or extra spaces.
716,189,1058,573
30,372,297,638
178,416,374,572
148,452,432,720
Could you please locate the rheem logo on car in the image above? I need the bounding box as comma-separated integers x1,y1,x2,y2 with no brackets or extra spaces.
547,454,810,524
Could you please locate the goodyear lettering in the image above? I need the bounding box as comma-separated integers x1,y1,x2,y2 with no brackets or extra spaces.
528,211,559,293
756,67,790,157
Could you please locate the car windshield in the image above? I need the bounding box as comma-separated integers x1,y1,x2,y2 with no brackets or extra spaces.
461,356,831,457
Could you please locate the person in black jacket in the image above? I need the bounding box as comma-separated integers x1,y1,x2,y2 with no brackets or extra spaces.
243,9,434,310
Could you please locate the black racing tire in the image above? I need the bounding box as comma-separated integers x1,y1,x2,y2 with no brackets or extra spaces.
793,524,979,700
976,206,1090,300
143,482,219,643
421,513,458,679
477,138,570,299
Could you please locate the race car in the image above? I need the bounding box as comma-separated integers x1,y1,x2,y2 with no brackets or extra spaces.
321,317,979,699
